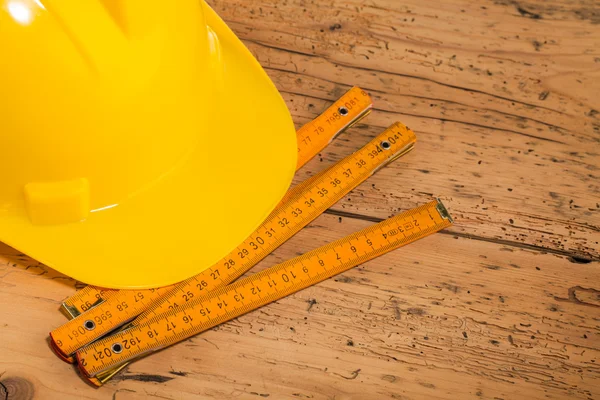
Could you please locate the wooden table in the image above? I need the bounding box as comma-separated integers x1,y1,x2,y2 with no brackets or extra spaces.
1,1,599,399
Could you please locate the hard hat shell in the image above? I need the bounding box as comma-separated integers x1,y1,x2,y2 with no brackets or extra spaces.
0,0,297,288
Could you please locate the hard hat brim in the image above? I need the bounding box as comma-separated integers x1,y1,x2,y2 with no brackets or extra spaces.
0,5,297,289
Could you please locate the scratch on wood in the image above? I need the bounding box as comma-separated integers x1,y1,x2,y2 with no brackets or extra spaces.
516,5,542,19
333,369,361,380
554,286,600,308
113,374,174,383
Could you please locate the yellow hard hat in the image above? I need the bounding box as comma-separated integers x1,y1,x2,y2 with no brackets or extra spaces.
0,0,297,288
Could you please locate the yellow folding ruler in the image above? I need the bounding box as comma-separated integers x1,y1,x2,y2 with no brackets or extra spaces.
76,200,452,382
51,122,416,361
59,87,373,320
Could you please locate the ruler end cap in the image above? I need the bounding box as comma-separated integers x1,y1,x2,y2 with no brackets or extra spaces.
48,334,76,364
435,199,454,224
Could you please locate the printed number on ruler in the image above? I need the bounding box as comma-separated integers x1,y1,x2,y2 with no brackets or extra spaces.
59,86,373,319
50,122,416,360
76,200,453,378
60,287,117,319
296,87,372,169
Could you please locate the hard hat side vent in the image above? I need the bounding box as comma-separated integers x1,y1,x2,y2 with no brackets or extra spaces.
24,178,91,225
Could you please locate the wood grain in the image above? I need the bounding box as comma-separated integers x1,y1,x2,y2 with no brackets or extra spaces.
1,0,598,399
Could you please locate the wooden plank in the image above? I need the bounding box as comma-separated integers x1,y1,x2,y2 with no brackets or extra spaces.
0,0,598,399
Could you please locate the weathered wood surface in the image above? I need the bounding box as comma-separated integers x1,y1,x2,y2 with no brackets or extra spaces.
1,0,599,399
